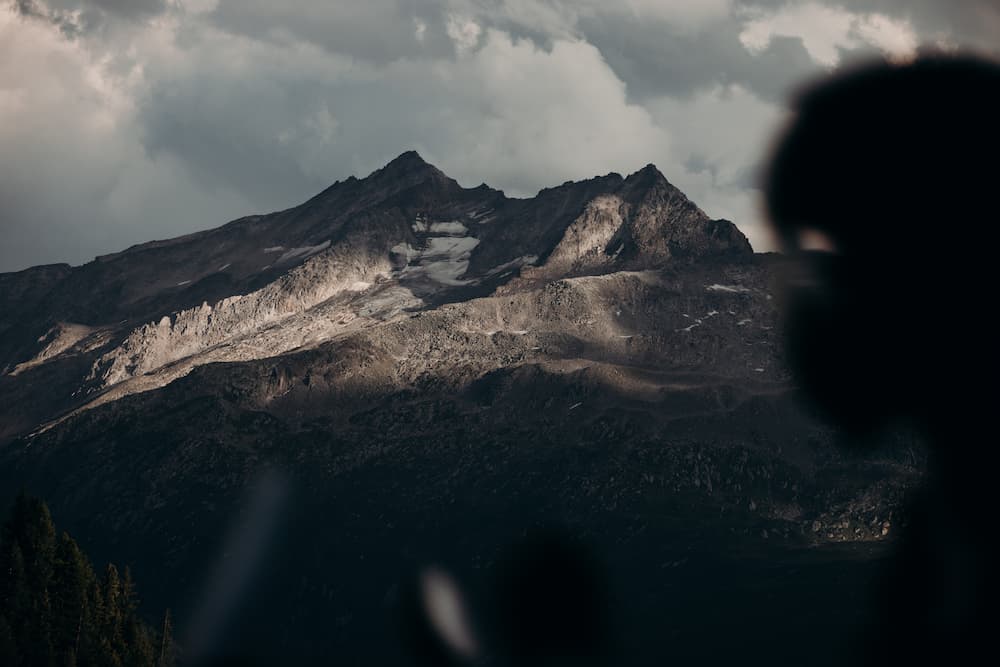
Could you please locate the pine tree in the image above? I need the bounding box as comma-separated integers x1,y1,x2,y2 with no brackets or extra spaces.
29,588,56,667
1,492,58,665
156,609,174,667
121,568,156,666
1,495,169,667
3,542,33,662
101,564,125,665
50,533,93,661
0,613,19,666
3,491,57,592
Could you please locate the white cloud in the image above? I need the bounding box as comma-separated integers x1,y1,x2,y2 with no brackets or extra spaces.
0,6,253,270
853,13,919,62
445,14,482,56
738,2,917,67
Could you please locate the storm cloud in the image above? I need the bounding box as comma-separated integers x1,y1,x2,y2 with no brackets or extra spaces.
1,0,995,271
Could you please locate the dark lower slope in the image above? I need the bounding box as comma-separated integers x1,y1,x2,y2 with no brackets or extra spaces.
0,327,922,665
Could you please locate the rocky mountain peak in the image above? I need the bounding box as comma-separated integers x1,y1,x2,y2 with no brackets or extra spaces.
386,149,430,169
371,150,448,184
621,163,683,200
333,150,464,211
629,162,669,182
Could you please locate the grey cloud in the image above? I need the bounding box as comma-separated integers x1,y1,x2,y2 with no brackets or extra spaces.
206,0,456,65
12,0,166,25
17,0,166,18
139,70,338,211
11,0,167,41
576,15,821,103
136,25,671,202
200,1,811,101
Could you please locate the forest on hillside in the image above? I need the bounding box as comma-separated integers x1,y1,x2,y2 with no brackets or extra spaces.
0,493,174,667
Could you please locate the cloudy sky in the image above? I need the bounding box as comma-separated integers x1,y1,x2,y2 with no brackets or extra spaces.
1,0,997,271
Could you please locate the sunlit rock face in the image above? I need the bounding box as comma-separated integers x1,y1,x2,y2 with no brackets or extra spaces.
0,152,918,664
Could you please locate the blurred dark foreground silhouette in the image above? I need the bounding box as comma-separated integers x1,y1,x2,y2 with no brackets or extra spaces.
764,53,999,665
397,53,999,667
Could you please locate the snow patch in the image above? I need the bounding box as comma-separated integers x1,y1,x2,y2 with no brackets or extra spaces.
469,208,496,223
356,285,424,319
276,240,331,265
706,284,751,293
486,255,538,276
678,309,724,332
393,236,481,286
263,246,285,253
218,263,231,271
413,219,468,235
391,243,420,262
429,221,468,235
176,280,191,286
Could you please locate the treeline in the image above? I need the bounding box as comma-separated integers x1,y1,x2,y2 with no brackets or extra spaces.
0,493,174,666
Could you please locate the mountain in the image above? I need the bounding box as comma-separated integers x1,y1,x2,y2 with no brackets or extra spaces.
0,153,919,664
0,152,748,443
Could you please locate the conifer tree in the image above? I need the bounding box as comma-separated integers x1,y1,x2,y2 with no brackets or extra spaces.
0,494,171,667
100,563,125,666
0,613,18,665
156,609,174,667
51,532,93,663
121,568,156,666
3,492,57,592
